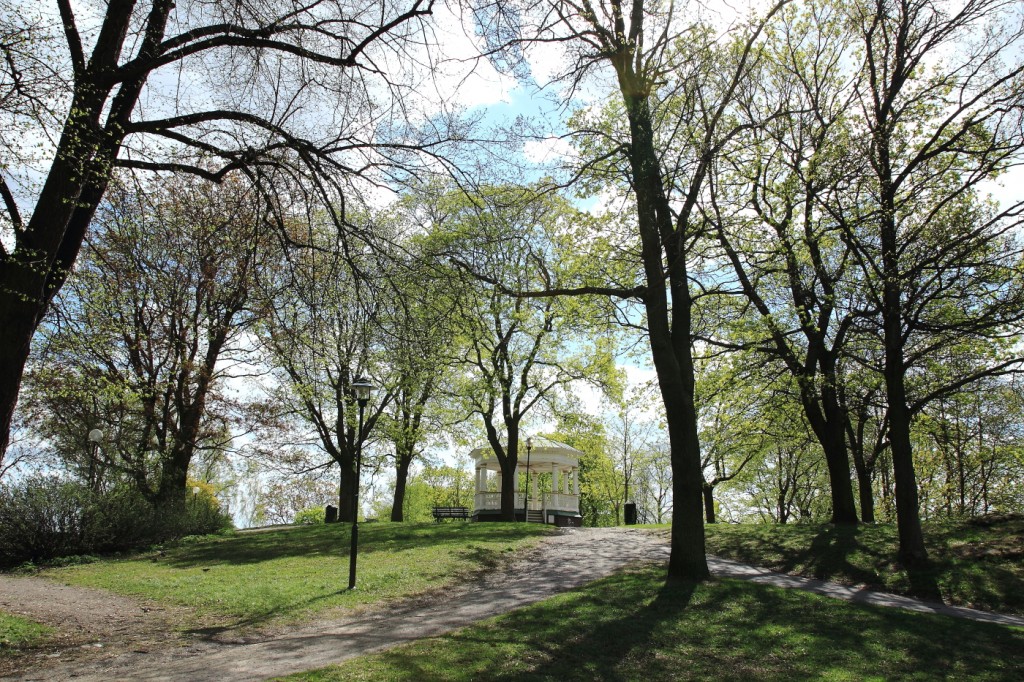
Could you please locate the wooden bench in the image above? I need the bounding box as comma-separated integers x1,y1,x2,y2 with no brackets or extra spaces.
432,506,470,522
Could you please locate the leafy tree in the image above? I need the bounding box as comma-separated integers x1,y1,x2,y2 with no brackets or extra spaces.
709,2,863,524
696,356,769,524
257,226,392,524
469,0,794,580
632,437,673,524
430,184,617,520
252,474,337,526
839,0,1024,589
0,0,443,463
22,175,269,510
373,216,460,522
552,409,618,527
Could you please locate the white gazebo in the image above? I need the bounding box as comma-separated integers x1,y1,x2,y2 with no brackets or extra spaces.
469,435,583,526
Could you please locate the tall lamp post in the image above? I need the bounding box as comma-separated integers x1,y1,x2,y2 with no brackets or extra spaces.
349,376,375,590
523,436,533,522
87,428,103,491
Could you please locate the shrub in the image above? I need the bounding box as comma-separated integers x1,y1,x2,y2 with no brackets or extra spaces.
0,477,233,567
0,476,103,566
293,507,326,525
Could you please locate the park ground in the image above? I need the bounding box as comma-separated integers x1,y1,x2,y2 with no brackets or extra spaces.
1,519,1022,680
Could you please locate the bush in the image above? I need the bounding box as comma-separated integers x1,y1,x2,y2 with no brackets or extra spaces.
293,507,326,525
0,477,233,567
0,476,102,566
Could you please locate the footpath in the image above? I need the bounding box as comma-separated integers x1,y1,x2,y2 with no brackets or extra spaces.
2,527,1021,681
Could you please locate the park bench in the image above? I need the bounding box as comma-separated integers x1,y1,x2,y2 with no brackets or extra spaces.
432,506,470,522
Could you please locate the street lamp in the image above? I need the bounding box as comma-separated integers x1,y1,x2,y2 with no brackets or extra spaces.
349,375,375,590
87,428,103,491
523,436,533,523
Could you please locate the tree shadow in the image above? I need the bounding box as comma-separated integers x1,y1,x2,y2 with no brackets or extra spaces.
160,522,543,568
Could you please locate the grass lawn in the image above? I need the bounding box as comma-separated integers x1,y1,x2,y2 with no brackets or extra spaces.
43,522,553,629
275,564,1024,682
0,612,52,654
702,516,1024,615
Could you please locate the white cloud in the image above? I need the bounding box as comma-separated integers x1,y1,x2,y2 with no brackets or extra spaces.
522,135,576,163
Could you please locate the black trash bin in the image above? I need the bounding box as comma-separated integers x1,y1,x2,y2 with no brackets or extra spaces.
624,502,637,525
325,504,338,523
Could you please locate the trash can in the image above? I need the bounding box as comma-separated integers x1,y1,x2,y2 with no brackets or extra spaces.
624,502,637,525
325,504,338,523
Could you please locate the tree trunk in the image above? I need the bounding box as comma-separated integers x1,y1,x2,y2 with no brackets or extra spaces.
0,301,36,456
879,163,937,596
703,483,716,524
337,459,358,523
617,63,709,582
853,454,876,524
801,380,858,525
499,458,518,521
391,455,412,522
155,452,190,513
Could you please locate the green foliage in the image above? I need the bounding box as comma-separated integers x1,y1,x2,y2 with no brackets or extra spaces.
21,177,268,501
0,477,232,567
703,517,1024,615
47,523,553,627
553,411,619,527
278,565,1024,682
293,508,326,525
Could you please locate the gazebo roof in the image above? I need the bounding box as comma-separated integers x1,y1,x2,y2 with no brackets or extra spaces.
469,435,583,470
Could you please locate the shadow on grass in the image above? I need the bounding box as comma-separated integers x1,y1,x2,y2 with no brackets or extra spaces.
344,568,699,682
160,522,548,569
302,567,1024,681
807,526,877,580
183,587,351,638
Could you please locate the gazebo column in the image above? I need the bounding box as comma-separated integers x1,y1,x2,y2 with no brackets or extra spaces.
573,467,579,495
563,469,570,494
531,472,539,501
551,464,559,494
513,468,520,491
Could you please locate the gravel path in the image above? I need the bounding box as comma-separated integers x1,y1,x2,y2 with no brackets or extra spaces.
2,527,1021,681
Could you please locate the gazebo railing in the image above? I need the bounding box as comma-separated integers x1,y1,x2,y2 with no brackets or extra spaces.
545,492,579,513
474,491,578,513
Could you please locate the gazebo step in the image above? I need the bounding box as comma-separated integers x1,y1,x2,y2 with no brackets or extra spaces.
526,510,545,523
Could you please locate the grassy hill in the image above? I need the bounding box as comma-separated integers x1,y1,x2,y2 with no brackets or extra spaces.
40,522,555,628
702,515,1024,615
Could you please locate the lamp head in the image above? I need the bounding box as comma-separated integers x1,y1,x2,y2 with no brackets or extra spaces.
352,376,375,405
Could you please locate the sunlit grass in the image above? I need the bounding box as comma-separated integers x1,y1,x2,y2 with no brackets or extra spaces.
277,565,1024,682
0,612,52,654
45,522,554,629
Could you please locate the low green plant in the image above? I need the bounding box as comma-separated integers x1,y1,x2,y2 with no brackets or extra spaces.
0,612,52,654
293,508,326,525
278,565,1024,682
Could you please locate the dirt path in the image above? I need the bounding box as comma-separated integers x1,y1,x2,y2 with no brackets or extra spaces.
4,527,1021,681
1,528,670,681
0,573,193,677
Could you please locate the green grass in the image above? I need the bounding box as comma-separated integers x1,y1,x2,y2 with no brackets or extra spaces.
701,516,1024,615
0,612,52,654
45,522,554,630
275,565,1024,682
